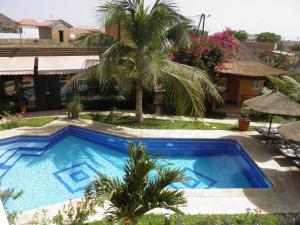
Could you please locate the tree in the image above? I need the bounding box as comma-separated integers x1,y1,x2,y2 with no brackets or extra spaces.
85,143,187,225
233,30,248,42
76,0,222,122
256,32,281,43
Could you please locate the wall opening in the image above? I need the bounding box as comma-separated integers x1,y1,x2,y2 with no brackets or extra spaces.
59,30,64,42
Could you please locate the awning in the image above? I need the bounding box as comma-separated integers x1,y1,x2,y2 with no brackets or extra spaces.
0,55,99,76
38,56,99,75
0,57,35,75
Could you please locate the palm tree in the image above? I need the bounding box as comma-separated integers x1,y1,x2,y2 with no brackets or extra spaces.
77,0,222,122
85,142,187,225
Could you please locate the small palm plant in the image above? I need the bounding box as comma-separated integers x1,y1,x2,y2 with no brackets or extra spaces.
85,142,187,225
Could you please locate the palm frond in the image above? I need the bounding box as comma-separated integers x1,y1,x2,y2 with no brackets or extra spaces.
85,142,188,223
85,174,122,206
145,0,191,50
98,0,133,28
160,60,222,117
267,75,300,101
75,30,117,50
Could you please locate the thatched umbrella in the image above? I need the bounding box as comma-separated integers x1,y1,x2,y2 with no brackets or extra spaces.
243,91,300,134
278,121,300,142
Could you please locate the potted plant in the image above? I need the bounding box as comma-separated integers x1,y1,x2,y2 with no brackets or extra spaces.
67,97,82,119
238,106,250,131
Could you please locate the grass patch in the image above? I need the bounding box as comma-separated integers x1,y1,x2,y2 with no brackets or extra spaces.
80,113,253,130
0,117,57,131
88,213,297,225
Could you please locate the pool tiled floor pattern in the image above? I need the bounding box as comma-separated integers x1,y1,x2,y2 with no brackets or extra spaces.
0,117,299,224
53,162,98,194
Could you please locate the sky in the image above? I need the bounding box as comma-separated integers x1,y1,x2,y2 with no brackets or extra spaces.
0,0,299,40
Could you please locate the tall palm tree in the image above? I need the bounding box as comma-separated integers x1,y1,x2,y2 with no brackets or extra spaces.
77,0,222,122
85,143,187,225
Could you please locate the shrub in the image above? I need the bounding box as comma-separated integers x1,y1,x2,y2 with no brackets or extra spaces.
68,97,82,119
172,28,238,72
80,95,127,110
0,99,18,116
292,44,300,51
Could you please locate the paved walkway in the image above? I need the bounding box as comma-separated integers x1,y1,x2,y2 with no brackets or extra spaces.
0,118,298,224
17,109,280,127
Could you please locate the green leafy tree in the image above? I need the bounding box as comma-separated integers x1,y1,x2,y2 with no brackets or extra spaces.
85,143,187,225
76,0,222,122
233,30,248,42
256,32,281,43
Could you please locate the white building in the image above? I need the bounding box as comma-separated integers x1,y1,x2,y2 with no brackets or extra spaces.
0,17,40,40
18,19,40,39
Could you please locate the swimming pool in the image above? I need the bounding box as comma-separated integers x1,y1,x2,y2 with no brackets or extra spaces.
0,125,272,212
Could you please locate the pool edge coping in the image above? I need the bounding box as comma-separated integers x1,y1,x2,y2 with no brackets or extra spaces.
0,119,296,224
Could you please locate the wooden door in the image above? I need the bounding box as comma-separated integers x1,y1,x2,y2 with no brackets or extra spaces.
226,78,239,105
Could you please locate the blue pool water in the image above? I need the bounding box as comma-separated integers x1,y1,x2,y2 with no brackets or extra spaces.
0,126,272,212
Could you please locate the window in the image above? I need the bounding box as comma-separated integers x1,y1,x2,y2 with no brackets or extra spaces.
251,80,260,89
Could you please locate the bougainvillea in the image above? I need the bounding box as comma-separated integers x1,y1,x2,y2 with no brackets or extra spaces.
171,28,239,72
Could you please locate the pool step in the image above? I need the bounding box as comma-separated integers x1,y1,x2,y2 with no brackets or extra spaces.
0,164,10,179
0,144,47,172
5,149,44,167
0,149,19,164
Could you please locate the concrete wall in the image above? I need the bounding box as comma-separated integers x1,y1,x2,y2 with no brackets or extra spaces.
237,79,264,105
105,24,120,39
51,29,70,43
0,32,39,39
105,23,129,42
39,27,52,39
223,77,264,106
21,26,39,35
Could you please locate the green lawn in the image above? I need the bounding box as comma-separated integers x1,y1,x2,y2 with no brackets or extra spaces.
88,213,296,225
0,117,57,131
80,113,254,130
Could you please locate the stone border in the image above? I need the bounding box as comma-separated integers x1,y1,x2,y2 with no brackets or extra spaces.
0,118,298,224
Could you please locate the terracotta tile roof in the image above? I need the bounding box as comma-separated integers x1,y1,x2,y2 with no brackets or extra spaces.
70,28,92,36
39,19,73,28
19,19,40,26
70,28,105,39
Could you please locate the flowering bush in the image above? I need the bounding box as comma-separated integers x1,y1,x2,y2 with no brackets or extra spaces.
171,28,239,72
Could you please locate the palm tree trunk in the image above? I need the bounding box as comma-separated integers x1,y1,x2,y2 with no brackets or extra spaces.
135,82,143,122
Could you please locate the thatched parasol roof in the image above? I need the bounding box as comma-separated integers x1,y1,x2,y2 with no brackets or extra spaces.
278,121,300,142
243,91,300,117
